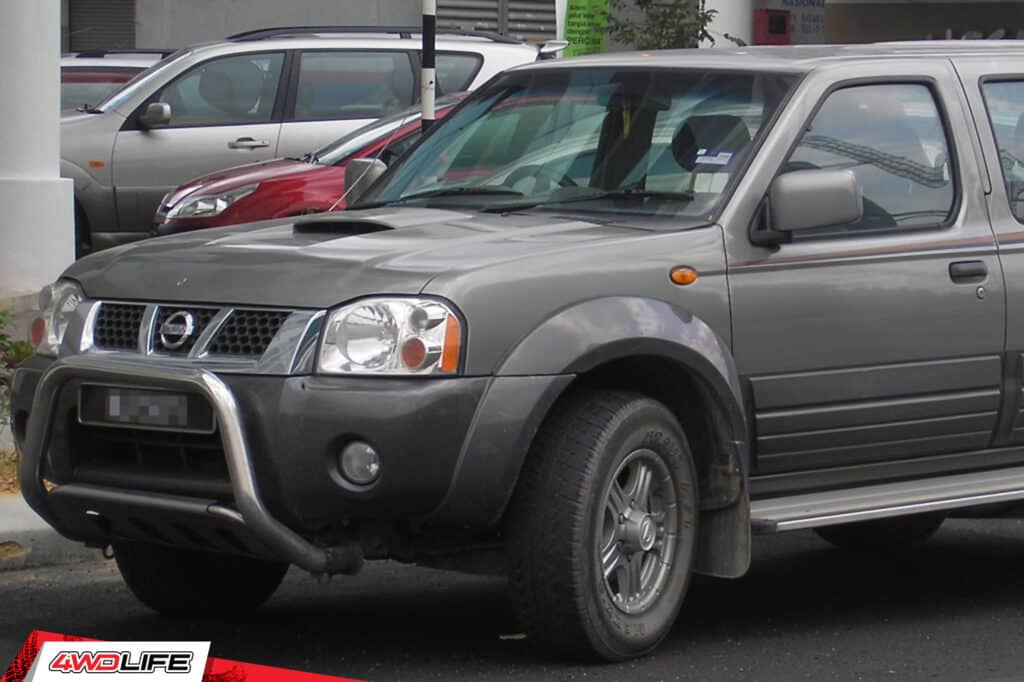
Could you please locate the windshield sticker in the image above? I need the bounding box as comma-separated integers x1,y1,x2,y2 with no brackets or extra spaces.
694,149,735,166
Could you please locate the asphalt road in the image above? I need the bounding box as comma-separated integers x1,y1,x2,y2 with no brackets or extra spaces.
4,520,1024,681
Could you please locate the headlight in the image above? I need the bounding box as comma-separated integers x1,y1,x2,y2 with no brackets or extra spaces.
34,280,85,357
165,184,258,219
318,298,463,375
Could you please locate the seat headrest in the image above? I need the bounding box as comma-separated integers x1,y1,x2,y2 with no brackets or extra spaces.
198,60,264,117
672,115,752,171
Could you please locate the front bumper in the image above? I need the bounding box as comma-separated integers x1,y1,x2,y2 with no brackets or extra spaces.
13,354,570,573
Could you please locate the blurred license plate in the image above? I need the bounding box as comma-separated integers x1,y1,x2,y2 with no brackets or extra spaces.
78,386,215,433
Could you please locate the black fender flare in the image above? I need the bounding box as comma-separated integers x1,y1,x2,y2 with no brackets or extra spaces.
497,296,747,450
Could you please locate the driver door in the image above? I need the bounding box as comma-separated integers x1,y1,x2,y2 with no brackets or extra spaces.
726,63,1006,480
111,51,287,236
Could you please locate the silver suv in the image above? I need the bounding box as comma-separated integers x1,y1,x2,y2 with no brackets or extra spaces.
61,27,548,253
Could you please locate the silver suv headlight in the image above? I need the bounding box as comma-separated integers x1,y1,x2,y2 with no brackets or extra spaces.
165,183,259,219
318,298,463,375
35,280,85,357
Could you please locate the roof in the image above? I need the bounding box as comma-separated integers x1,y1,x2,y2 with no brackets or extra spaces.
515,41,1024,74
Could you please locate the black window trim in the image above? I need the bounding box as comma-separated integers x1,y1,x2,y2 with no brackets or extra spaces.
771,75,963,243
284,48,418,123
977,74,1024,227
121,48,292,132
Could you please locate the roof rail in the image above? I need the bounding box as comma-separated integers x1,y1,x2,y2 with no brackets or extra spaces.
68,48,176,58
226,25,523,45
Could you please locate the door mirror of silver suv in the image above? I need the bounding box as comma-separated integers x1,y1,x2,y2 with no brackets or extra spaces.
138,102,171,129
770,169,863,233
344,158,388,206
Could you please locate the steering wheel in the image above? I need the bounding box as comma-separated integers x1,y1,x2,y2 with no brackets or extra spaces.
503,165,578,192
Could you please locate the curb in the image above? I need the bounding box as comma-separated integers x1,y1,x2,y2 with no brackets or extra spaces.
0,494,105,572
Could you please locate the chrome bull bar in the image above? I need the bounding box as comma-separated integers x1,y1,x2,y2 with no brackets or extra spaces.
19,354,362,575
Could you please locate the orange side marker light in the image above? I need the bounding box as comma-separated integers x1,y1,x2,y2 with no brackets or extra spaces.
440,314,461,373
670,266,698,286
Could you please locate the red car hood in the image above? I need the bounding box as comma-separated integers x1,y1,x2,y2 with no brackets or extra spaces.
165,158,327,205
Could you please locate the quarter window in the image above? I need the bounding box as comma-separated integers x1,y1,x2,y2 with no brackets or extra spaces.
981,80,1024,222
436,53,483,94
785,83,955,234
151,52,285,127
293,51,415,121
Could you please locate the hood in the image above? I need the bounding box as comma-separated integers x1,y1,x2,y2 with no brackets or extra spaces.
66,208,664,309
165,159,326,206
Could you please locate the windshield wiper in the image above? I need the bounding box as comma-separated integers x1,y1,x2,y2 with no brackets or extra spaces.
481,188,695,213
352,185,523,210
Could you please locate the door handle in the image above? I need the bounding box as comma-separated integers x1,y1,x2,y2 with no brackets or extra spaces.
949,260,988,283
228,137,270,150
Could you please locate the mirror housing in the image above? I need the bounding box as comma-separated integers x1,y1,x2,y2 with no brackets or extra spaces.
138,102,171,129
344,158,388,206
769,168,863,233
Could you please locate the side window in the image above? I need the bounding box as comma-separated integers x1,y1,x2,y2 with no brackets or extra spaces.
785,83,955,234
980,80,1024,222
153,52,284,127
294,51,414,121
436,53,483,94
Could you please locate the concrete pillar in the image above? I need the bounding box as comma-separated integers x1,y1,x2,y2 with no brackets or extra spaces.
0,0,74,301
704,0,754,47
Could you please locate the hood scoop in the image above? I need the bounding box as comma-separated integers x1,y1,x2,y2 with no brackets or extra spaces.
293,218,393,236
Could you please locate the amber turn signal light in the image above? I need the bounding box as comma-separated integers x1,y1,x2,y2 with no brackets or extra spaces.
669,267,698,286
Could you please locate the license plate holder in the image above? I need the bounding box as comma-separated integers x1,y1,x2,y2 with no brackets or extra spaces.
78,385,216,434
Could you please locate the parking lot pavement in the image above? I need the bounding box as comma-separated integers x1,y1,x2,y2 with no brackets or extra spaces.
4,519,1024,681
0,494,103,571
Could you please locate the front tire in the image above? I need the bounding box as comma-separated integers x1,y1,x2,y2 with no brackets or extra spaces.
113,542,288,616
506,390,698,661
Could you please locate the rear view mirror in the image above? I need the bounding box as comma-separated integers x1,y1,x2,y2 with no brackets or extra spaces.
770,169,863,232
138,102,171,129
344,158,388,206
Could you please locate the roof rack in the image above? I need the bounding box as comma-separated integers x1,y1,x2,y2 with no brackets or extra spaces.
68,48,176,58
227,25,523,45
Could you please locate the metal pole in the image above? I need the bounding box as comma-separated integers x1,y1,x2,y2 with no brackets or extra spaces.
421,0,436,133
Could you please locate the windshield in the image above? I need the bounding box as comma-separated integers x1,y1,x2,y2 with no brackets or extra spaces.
94,49,192,112
359,68,796,218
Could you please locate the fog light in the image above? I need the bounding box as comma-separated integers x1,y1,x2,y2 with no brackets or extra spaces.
339,442,381,485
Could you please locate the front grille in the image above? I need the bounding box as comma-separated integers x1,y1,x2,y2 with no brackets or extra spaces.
152,306,218,355
207,310,291,356
67,417,232,500
87,301,296,360
93,303,145,350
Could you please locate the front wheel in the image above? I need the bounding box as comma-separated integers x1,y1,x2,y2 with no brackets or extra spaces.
506,390,698,661
113,542,288,616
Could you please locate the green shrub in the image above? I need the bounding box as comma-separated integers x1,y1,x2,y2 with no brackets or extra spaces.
0,308,33,429
608,0,746,50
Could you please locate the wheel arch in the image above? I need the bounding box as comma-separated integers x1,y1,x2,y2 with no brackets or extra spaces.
431,297,752,578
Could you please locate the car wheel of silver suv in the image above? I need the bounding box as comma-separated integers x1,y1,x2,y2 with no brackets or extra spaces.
506,390,698,661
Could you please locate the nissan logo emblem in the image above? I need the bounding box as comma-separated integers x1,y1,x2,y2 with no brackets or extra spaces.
159,311,196,350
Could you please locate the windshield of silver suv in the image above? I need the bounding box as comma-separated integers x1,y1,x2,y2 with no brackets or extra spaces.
358,67,796,218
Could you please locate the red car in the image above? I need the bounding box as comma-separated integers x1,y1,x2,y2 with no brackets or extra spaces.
153,96,462,234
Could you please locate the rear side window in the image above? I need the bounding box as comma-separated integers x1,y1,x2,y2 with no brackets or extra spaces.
152,52,285,127
294,51,415,121
436,53,483,94
784,83,955,235
981,80,1024,223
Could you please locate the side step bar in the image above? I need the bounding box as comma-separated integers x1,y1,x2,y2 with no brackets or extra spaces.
750,466,1024,533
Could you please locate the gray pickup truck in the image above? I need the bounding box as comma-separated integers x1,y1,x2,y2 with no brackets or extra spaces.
13,42,1024,661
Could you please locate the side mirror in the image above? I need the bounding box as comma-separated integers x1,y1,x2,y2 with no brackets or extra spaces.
138,102,171,129
769,168,863,233
344,158,388,206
